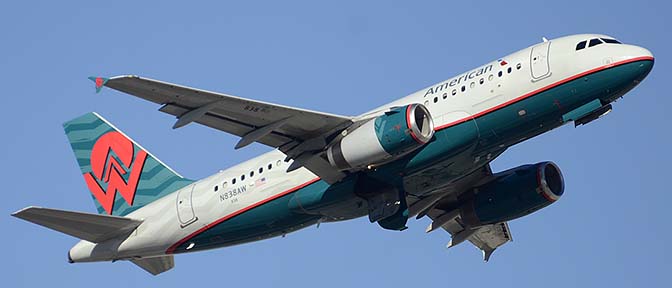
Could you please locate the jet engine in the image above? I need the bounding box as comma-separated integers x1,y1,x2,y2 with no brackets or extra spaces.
460,162,564,227
327,103,434,170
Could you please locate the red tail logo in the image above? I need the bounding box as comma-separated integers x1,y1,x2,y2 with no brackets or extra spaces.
83,131,148,214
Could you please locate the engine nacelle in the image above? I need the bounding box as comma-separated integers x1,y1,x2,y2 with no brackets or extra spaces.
460,162,564,227
327,104,434,170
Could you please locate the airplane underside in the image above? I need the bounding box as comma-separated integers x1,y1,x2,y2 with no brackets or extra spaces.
13,34,654,275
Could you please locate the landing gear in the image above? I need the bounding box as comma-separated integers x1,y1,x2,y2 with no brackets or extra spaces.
355,175,409,231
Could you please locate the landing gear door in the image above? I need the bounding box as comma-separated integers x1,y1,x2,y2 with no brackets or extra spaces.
176,184,197,227
530,41,551,81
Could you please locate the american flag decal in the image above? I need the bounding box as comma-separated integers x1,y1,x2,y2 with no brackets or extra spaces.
255,177,267,187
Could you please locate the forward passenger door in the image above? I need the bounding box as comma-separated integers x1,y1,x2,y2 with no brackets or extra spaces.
530,41,551,80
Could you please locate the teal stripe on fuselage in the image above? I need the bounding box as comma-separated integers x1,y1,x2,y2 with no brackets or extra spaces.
169,59,653,253
376,59,654,188
171,181,327,253
474,59,653,153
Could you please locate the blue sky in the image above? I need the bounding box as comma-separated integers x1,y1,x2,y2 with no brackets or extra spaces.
2,0,669,286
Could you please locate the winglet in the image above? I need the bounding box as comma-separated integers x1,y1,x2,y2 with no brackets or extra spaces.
88,76,109,93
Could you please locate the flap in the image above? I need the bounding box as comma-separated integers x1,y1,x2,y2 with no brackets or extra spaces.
12,206,142,243
426,208,512,262
468,222,512,261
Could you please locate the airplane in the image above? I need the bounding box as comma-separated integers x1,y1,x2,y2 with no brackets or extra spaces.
13,34,653,275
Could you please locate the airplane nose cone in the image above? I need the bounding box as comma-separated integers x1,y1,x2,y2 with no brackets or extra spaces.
621,45,654,63
639,57,654,78
635,47,654,80
623,45,654,82
638,46,654,60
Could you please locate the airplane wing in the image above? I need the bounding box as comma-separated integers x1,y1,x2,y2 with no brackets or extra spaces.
409,162,512,261
96,75,354,183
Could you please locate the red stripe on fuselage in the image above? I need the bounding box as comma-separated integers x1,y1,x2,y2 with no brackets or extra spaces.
165,56,653,254
166,177,321,254
433,56,654,131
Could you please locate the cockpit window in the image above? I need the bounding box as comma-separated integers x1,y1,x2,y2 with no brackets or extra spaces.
601,38,622,44
588,38,603,47
577,37,620,51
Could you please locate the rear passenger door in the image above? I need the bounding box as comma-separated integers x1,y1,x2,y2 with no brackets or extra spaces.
177,184,197,227
530,41,551,81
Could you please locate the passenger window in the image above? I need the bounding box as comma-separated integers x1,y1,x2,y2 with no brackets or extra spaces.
222,181,228,188
214,185,218,192
479,78,484,85
498,71,503,77
601,38,621,44
259,167,263,173
232,178,236,184
452,89,457,96
461,85,466,92
268,163,272,170
276,160,282,166
507,67,512,74
433,97,438,103
576,41,587,50
250,171,254,177
470,82,475,88
588,38,603,47
516,63,522,70
488,74,494,81
442,92,448,99
241,174,245,181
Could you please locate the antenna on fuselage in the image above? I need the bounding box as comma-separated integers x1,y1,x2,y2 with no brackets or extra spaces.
542,37,548,42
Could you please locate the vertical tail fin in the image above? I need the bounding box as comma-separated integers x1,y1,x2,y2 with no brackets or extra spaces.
63,112,193,216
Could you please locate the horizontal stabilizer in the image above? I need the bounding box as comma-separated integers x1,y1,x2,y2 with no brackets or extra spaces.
12,206,142,243
131,256,174,275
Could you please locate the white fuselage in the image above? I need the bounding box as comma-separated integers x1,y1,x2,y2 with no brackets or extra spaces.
69,34,653,262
